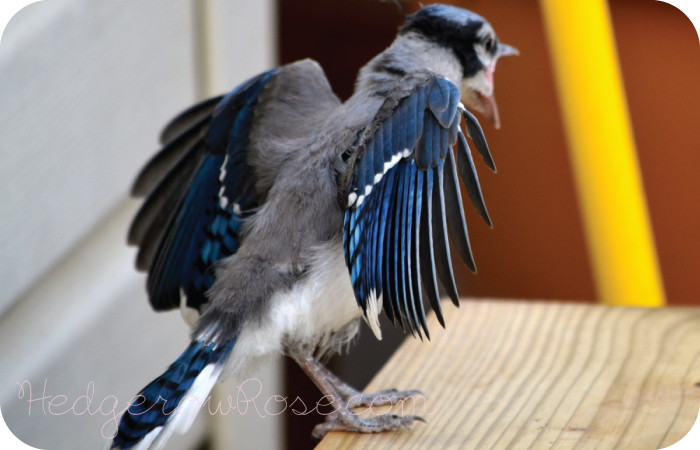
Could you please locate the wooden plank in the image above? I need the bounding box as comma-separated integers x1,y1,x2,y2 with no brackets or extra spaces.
316,300,700,449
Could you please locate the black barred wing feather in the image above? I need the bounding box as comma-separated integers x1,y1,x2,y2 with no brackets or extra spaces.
343,74,495,338
128,70,277,313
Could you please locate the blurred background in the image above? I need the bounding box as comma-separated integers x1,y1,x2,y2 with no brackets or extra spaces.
0,0,698,449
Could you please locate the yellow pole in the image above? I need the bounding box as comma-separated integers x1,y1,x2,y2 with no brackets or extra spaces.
538,0,666,307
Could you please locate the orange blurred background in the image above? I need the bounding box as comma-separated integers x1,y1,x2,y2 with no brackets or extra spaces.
281,0,700,305
279,0,700,447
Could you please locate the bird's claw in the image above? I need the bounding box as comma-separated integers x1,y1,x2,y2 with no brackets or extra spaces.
295,356,426,441
346,388,425,409
312,413,425,441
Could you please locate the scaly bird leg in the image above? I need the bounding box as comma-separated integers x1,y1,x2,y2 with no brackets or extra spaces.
291,354,425,440
314,360,424,409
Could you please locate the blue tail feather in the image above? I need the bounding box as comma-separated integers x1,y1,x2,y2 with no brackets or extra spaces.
112,339,235,449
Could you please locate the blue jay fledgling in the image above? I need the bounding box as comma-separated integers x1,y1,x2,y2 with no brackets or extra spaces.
113,4,517,448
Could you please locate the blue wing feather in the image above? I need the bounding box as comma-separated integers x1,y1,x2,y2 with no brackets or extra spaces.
149,154,223,309
428,78,449,114
405,163,425,339
414,131,433,170
461,107,497,172
419,169,445,327
373,125,386,177
456,130,492,227
403,93,419,152
382,170,402,327
391,103,403,157
145,69,277,312
438,120,449,161
205,71,274,153
401,162,418,336
433,160,461,307
443,149,477,273
391,164,407,329
365,141,376,191
396,163,411,333
412,169,430,338
376,169,397,321
342,73,495,336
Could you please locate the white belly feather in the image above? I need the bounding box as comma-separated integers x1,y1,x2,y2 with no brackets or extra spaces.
220,241,363,381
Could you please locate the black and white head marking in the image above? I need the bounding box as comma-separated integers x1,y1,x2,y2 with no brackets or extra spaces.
400,5,489,78
397,4,518,128
400,5,516,95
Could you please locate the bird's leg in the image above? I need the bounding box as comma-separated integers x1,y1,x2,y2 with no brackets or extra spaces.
314,361,424,409
291,353,425,440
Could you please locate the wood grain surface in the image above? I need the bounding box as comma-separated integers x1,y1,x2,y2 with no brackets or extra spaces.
316,300,700,449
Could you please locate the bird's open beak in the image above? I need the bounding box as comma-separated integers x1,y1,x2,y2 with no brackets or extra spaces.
476,91,501,129
470,43,519,129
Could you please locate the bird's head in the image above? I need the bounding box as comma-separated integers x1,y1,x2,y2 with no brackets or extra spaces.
397,4,518,129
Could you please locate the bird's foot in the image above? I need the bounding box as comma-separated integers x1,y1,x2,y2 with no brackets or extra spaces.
291,354,426,441
312,411,425,441
316,362,424,408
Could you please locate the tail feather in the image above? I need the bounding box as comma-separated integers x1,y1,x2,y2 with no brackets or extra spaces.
112,339,235,450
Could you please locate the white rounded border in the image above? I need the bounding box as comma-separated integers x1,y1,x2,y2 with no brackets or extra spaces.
0,0,695,448
0,0,43,45
0,406,42,450
657,0,700,43
659,406,700,449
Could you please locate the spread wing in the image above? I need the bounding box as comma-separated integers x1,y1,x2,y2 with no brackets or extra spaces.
129,60,340,315
343,71,495,339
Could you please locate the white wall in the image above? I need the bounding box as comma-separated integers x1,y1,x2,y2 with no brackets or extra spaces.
0,1,282,449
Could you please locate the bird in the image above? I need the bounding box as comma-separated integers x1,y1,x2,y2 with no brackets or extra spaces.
112,4,517,449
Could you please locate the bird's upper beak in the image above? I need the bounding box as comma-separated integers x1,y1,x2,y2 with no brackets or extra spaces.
465,42,519,130
497,43,519,58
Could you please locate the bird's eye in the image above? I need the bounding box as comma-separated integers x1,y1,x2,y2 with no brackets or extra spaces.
484,38,495,53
